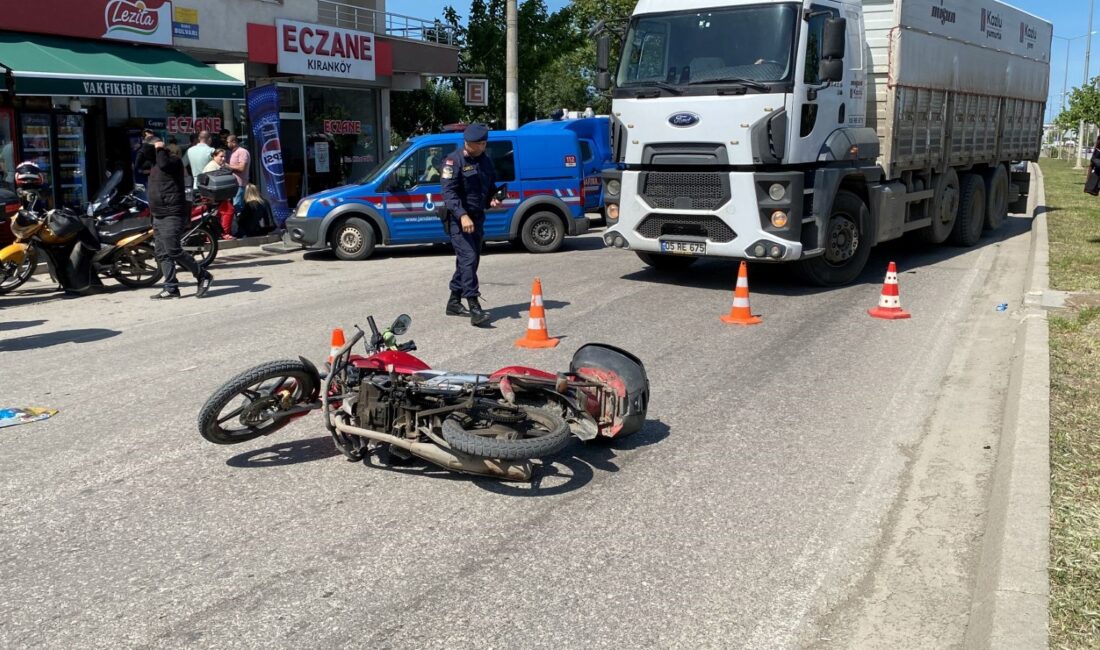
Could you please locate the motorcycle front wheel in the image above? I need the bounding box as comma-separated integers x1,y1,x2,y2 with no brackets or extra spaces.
112,242,163,288
198,359,319,445
0,245,37,295
442,406,570,461
182,227,218,268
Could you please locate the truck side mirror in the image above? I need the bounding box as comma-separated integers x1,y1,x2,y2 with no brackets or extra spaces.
822,17,847,60
819,58,844,83
596,71,611,91
596,34,610,72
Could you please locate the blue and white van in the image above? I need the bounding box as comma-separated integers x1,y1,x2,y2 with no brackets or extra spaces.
283,116,611,260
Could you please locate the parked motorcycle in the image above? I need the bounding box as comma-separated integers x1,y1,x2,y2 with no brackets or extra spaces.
0,186,36,295
183,198,219,268
198,314,650,481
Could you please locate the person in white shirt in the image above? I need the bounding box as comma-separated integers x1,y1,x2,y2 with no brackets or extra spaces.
185,130,214,189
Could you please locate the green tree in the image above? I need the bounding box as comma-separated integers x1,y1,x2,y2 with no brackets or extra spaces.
389,80,466,141
1056,79,1100,138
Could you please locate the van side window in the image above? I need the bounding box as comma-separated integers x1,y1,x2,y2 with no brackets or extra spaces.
580,140,594,163
393,144,448,190
487,141,516,182
803,5,840,84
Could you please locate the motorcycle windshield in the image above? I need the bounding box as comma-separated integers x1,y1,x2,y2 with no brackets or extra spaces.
91,171,124,205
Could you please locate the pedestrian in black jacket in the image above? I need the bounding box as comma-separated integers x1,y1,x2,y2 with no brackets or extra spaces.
146,138,213,299
1086,135,1100,196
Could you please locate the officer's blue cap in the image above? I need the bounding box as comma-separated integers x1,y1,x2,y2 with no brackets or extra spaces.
463,123,489,142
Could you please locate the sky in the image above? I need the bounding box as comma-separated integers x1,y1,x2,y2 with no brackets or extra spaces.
395,0,1090,123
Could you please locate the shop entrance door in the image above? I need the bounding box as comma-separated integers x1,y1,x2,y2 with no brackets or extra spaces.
276,83,307,208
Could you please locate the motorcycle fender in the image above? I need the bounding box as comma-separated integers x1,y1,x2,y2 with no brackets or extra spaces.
298,355,322,400
0,242,29,264
116,230,153,248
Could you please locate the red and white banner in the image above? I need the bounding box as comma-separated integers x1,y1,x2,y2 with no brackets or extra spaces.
276,19,375,81
3,0,174,45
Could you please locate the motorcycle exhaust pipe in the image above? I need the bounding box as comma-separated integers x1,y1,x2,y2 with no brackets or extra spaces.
332,421,532,481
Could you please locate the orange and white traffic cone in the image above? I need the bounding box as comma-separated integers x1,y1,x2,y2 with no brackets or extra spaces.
720,261,762,325
327,327,347,364
515,278,560,348
868,261,911,320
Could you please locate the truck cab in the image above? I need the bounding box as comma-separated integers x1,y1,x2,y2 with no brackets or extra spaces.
283,117,611,260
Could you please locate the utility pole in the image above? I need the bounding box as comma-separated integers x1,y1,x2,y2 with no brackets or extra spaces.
1077,0,1095,170
505,0,519,130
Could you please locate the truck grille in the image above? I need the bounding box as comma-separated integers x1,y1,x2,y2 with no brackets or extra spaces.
635,214,736,243
640,172,729,210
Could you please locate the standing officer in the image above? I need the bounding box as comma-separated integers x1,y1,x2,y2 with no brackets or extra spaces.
441,123,501,327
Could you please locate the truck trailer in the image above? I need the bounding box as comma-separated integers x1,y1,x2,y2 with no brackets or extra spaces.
596,0,1052,284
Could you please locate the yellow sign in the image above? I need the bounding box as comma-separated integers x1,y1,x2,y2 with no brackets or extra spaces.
174,7,198,24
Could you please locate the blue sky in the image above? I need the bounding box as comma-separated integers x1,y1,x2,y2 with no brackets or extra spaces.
398,0,1090,122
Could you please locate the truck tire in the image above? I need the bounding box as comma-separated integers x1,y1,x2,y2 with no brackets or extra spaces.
949,174,986,247
520,211,566,253
919,168,959,244
331,216,376,261
983,165,1009,231
796,190,871,286
635,251,698,270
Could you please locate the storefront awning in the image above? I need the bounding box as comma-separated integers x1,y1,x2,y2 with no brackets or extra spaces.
0,32,243,100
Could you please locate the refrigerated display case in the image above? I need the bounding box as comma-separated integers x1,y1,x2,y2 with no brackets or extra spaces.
55,114,87,209
19,113,53,208
0,108,15,191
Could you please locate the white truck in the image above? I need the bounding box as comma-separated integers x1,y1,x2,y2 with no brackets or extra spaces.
594,0,1052,284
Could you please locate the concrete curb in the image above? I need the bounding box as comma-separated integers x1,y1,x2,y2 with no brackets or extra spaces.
964,164,1051,649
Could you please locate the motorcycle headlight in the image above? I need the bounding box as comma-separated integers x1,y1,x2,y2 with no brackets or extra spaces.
295,199,315,217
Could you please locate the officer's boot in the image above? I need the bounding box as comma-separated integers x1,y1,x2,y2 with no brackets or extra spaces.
446,291,469,316
468,296,490,327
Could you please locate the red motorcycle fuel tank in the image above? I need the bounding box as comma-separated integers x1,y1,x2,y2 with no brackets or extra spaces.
353,350,431,374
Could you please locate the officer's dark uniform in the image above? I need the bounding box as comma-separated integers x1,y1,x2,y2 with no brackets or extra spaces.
441,123,498,326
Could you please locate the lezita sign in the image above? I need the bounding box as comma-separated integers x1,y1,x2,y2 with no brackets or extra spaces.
276,19,375,81
103,0,174,45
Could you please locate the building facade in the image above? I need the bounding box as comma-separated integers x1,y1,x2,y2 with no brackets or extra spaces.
0,0,457,209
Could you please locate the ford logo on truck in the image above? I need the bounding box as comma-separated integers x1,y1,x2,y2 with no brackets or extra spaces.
668,112,700,128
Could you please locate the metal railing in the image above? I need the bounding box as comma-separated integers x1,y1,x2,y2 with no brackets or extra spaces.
317,1,457,46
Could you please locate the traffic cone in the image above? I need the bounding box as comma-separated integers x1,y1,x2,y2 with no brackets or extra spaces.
868,261,911,320
516,278,560,348
327,327,347,363
720,261,762,325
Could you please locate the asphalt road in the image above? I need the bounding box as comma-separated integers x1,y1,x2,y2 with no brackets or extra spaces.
0,216,1034,649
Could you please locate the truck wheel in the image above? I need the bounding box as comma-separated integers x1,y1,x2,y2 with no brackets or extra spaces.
796,190,871,286
635,251,698,270
331,216,376,261
983,165,1009,231
520,211,565,253
949,174,986,247
919,169,959,244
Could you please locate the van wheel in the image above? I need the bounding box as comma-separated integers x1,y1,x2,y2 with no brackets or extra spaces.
520,212,565,253
796,190,871,286
920,169,959,244
331,217,376,261
949,174,986,247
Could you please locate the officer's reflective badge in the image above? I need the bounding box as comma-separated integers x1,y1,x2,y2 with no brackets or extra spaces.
442,160,455,180
462,164,475,172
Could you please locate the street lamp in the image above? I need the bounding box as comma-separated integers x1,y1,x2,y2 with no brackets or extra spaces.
1078,0,1095,169
1053,31,1098,115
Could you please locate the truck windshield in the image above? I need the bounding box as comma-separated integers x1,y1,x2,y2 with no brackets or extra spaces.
357,141,413,185
616,4,799,90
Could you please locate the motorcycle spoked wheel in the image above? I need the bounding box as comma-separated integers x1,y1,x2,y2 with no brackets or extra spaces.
112,242,163,288
0,247,38,295
182,227,218,268
198,360,319,445
441,406,570,461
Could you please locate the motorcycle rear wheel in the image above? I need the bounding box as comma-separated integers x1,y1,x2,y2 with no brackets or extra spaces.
182,227,218,268
198,359,319,445
0,246,37,295
442,406,570,461
113,242,163,288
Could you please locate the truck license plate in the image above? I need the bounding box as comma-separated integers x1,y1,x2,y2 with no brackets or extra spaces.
660,240,706,256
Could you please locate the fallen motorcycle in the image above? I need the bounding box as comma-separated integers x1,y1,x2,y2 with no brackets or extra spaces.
198,314,649,480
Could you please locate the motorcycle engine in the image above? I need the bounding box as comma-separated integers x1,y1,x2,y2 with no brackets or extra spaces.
357,376,395,434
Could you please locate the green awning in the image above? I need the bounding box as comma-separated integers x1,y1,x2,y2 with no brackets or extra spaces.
0,32,242,100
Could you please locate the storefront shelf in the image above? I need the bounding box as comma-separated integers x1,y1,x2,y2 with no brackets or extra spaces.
22,147,51,152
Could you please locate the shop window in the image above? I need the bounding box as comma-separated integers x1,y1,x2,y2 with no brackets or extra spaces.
303,86,380,195
487,140,516,182
392,144,449,191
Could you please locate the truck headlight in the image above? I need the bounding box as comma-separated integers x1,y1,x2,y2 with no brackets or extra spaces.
768,183,786,201
606,179,621,197
295,199,314,217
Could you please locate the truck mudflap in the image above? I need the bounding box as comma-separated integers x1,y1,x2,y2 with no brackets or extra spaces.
1009,165,1031,214
570,343,649,438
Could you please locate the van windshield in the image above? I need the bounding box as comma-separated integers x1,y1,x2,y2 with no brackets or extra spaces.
616,4,799,90
358,141,413,185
